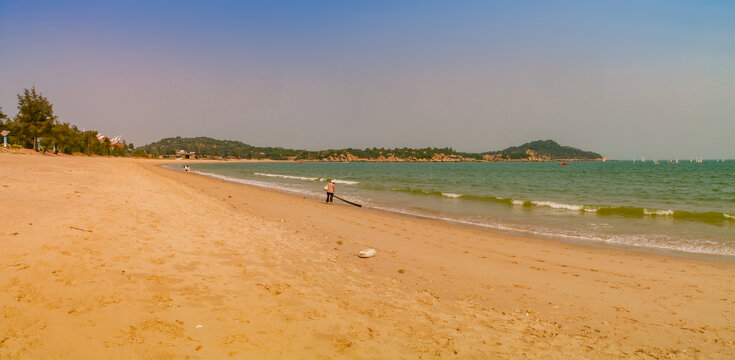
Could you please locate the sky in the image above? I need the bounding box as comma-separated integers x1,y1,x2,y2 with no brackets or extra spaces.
0,0,733,159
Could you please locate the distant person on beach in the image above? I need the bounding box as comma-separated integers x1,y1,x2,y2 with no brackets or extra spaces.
184,165,190,172
324,181,335,203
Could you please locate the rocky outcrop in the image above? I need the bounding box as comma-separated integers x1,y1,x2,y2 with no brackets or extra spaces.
320,152,362,162
318,152,475,162
431,153,464,162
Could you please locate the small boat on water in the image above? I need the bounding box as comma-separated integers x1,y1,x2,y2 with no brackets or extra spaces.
559,162,570,166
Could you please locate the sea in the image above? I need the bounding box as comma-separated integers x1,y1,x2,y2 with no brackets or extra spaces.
171,161,735,260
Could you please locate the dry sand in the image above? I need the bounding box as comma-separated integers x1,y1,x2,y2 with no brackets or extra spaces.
1,151,734,359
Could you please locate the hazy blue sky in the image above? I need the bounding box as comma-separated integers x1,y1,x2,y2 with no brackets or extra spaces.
1,1,733,159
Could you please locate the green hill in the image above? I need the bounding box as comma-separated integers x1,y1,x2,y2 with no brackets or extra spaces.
137,137,462,160
136,136,301,160
137,137,602,161
488,140,602,160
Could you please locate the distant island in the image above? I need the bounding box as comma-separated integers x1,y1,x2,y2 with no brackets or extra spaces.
137,137,603,162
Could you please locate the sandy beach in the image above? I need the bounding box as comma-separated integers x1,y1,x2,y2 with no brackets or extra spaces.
1,151,733,359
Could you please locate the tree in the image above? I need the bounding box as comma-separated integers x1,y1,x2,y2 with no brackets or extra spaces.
79,131,101,155
50,122,76,154
15,87,58,150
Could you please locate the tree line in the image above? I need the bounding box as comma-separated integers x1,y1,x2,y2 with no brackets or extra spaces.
0,87,132,156
137,136,301,160
138,137,603,161
137,136,471,160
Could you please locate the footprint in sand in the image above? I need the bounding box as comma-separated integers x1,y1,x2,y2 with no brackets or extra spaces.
151,294,174,309
256,283,291,295
110,318,185,346
95,294,123,307
221,334,249,346
8,263,30,271
332,337,354,353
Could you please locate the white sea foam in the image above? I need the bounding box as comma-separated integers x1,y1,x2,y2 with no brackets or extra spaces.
511,200,525,206
254,172,320,181
254,172,359,185
724,213,735,220
644,209,674,216
194,171,321,198
531,201,584,211
442,193,462,198
427,216,735,257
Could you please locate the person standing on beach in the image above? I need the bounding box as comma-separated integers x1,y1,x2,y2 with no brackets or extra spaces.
324,181,335,203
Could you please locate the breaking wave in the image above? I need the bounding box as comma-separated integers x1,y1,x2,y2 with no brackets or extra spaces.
254,172,319,181
367,204,735,258
254,172,359,185
531,200,584,211
193,171,321,198
389,187,735,225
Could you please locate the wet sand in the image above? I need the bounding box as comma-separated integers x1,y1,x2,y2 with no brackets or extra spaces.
1,151,733,359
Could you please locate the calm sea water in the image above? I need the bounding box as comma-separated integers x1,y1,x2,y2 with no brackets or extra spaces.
173,161,735,259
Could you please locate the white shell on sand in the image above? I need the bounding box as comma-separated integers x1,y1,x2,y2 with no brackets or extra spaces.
358,248,376,258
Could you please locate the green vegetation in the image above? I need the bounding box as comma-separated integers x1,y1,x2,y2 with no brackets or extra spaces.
486,140,602,160
136,137,300,159
137,137,602,161
296,147,461,161
0,87,130,155
137,137,462,160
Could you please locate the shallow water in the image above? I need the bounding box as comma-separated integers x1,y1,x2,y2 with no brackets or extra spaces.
173,161,735,258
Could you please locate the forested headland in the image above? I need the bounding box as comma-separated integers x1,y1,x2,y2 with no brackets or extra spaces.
139,137,603,161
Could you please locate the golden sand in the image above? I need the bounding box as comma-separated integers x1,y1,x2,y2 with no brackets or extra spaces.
1,151,733,359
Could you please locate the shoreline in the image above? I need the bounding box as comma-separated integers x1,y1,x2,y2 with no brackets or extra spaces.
161,157,607,163
2,153,734,358
175,163,735,262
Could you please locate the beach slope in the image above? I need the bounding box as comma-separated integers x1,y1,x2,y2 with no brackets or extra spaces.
1,152,733,359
